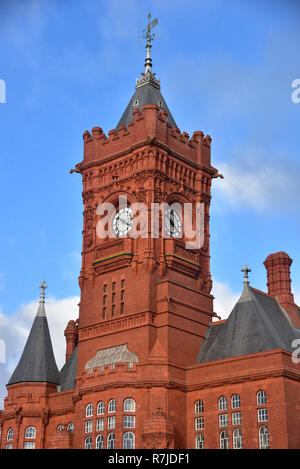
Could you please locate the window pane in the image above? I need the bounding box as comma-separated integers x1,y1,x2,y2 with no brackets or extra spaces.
231,394,241,409
257,391,267,406
195,417,204,430
107,433,115,449
195,400,204,414
232,412,242,425
219,397,227,411
220,431,229,449
97,401,105,415
124,398,135,412
259,426,269,449
257,408,268,422
219,414,228,427
123,432,135,449
108,399,116,413
96,435,104,449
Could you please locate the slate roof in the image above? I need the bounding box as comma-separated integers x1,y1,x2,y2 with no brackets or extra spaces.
8,300,60,386
59,346,78,391
116,76,177,130
197,283,300,364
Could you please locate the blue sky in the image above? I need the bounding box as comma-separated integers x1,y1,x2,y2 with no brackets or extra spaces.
0,0,300,402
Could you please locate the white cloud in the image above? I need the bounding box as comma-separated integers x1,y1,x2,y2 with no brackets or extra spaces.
212,279,240,321
294,288,300,307
0,295,79,410
213,155,300,212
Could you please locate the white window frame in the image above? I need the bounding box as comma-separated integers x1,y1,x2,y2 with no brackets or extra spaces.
233,428,243,449
231,394,241,409
257,390,267,406
195,400,204,414
25,426,36,439
84,436,92,449
123,415,135,429
85,420,93,433
108,399,116,413
96,434,104,449
257,408,268,422
220,430,229,449
123,431,135,449
195,417,204,430
67,422,74,433
218,396,227,411
107,433,115,449
97,401,105,415
123,398,135,412
7,428,14,441
232,411,242,425
219,413,228,427
195,433,204,449
259,426,270,449
96,418,104,432
86,403,93,417
108,416,116,429
24,441,35,449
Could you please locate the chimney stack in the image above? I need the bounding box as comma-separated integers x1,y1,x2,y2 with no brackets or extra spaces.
263,251,294,305
64,320,78,362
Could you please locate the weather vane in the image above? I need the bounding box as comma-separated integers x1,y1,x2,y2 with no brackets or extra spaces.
142,13,158,73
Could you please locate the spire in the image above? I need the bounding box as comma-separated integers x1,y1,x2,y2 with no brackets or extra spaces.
36,279,47,317
7,281,60,386
144,13,157,73
135,13,160,89
116,13,177,130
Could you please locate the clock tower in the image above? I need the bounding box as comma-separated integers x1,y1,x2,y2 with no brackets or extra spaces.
70,15,221,448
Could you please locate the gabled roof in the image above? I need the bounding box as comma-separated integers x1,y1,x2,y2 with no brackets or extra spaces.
8,299,60,386
197,283,300,364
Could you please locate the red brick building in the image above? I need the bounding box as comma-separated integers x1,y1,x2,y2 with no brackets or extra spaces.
1,31,300,450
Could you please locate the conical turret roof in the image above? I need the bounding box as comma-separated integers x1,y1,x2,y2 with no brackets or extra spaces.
8,281,60,386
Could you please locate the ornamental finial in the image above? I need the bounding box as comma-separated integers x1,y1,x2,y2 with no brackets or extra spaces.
136,13,160,89
39,279,47,303
241,264,251,284
142,13,158,73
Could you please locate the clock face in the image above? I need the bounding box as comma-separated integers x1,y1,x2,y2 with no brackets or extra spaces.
164,208,182,238
112,207,133,237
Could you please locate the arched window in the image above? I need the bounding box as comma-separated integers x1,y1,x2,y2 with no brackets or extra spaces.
123,431,135,449
124,398,135,412
220,430,229,449
257,390,267,406
195,400,204,414
108,399,116,413
96,434,104,449
97,401,105,415
67,423,74,433
107,433,115,449
233,428,243,449
57,424,64,431
259,426,270,449
218,396,227,411
231,394,241,409
195,433,204,449
84,436,92,449
25,426,36,439
7,428,14,441
86,403,93,417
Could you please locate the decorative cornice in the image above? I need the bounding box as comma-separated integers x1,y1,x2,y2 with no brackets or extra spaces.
136,70,160,89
